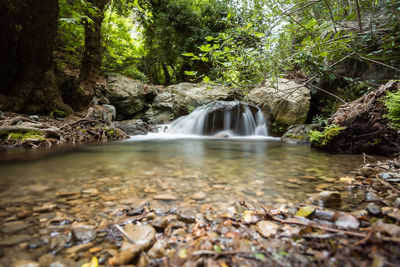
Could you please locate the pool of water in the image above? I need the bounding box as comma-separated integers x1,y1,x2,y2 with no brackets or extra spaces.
0,137,366,212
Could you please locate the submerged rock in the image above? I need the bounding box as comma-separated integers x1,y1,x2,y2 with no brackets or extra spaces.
310,191,341,208
281,124,317,144
71,223,96,243
123,224,155,249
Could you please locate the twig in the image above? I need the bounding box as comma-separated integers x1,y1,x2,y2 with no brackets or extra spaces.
375,174,400,194
113,224,136,244
357,54,400,73
354,230,372,246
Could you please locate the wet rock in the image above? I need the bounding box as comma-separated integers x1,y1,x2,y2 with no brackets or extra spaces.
49,259,76,267
0,234,31,246
108,243,141,265
310,191,341,208
379,173,392,179
365,192,380,202
366,203,382,217
123,223,156,249
29,115,39,121
153,194,177,201
28,237,46,249
71,223,96,243
50,232,72,254
361,167,378,177
82,188,99,195
33,203,57,212
392,198,400,208
256,221,280,238
38,254,55,267
281,124,317,144
313,209,336,222
192,191,206,200
12,260,39,267
242,210,260,224
152,215,177,229
1,221,29,234
334,212,360,230
126,206,145,216
148,240,167,258
65,242,93,254
115,119,150,135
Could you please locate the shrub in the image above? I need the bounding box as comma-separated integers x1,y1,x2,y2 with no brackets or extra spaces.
309,124,345,146
384,88,400,128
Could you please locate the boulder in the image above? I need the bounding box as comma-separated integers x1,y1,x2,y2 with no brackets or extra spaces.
115,119,151,135
315,81,400,155
106,74,146,120
281,124,317,144
144,83,242,124
246,78,310,127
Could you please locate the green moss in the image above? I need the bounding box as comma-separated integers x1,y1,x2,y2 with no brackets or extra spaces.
50,109,67,118
384,88,400,128
108,129,115,135
5,130,45,141
309,124,345,146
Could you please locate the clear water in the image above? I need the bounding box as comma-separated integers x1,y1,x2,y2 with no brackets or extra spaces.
0,137,366,212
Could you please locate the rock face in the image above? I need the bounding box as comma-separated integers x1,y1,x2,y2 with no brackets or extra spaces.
246,78,310,127
318,81,400,155
115,119,151,135
106,74,147,120
144,83,242,124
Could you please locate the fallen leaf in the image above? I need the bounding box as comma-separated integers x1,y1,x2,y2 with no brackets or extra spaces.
296,206,315,218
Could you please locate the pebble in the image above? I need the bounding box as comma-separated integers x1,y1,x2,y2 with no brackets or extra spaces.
192,191,206,200
392,198,400,208
89,247,102,253
365,192,380,202
366,203,382,217
256,221,280,238
0,235,31,246
123,223,156,249
38,254,55,267
335,212,360,230
148,240,167,258
152,215,177,229
12,260,39,267
313,209,336,222
379,173,392,179
29,115,39,121
310,191,341,208
65,242,93,254
71,223,96,243
153,194,177,201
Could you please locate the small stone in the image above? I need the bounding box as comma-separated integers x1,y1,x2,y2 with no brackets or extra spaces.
11,260,39,267
192,191,206,200
71,223,96,243
152,215,177,229
365,192,380,202
335,212,359,230
29,115,39,121
360,167,378,177
148,240,167,258
153,194,177,201
108,243,141,265
366,203,382,217
310,191,341,208
65,242,93,254
126,206,144,216
82,188,99,195
256,221,280,238
242,210,259,224
1,221,29,234
38,254,55,267
392,198,400,208
123,224,156,249
313,209,335,222
379,173,392,179
89,247,103,253
28,237,45,249
33,203,57,212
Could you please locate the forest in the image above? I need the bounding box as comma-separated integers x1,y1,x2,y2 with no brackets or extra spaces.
1,0,400,266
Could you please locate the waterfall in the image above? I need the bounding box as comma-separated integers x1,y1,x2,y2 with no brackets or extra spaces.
166,101,268,136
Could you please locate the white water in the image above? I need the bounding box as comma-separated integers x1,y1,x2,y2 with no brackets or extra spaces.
130,101,275,140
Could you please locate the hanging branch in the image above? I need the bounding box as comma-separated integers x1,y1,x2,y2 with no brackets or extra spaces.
355,0,363,33
323,0,337,33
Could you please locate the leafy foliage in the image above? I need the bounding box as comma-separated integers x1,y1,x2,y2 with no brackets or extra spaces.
309,124,346,146
384,87,400,128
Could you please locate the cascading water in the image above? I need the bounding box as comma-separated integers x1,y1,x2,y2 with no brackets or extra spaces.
165,101,268,136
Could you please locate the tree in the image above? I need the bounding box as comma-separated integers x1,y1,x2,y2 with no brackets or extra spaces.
0,0,59,112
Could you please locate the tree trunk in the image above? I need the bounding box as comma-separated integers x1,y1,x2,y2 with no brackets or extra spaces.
66,0,110,111
0,0,59,112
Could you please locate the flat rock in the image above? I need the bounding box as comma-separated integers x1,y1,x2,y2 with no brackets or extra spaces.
256,221,280,238
153,194,177,201
71,222,96,243
192,191,206,200
1,221,30,234
123,223,156,249
335,212,360,230
0,234,31,246
65,242,93,254
310,191,341,208
12,260,39,267
366,203,382,217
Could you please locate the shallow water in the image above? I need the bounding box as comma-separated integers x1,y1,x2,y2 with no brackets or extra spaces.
0,137,366,211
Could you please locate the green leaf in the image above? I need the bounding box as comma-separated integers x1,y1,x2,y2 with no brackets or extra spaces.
255,253,266,262
203,76,210,83
205,36,214,41
184,71,197,76
183,53,195,57
296,206,315,217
